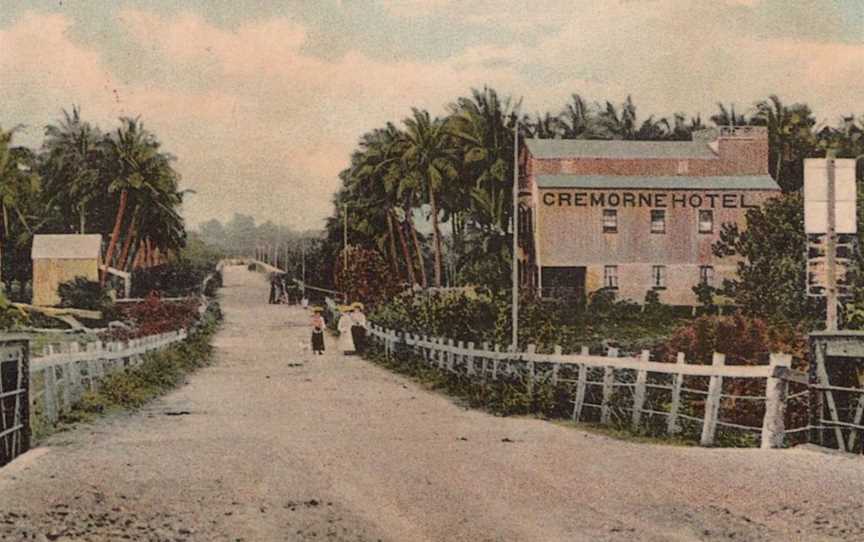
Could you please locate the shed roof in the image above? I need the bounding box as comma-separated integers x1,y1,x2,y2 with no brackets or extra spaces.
32,234,102,260
524,138,717,160
535,175,780,191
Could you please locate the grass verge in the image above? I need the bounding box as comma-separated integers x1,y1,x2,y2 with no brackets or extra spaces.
362,342,760,448
37,302,223,440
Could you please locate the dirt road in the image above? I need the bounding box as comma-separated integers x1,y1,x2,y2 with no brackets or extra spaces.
3,266,864,541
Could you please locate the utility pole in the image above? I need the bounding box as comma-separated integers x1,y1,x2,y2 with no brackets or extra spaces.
343,203,348,272
511,120,519,351
826,150,838,330
301,240,306,291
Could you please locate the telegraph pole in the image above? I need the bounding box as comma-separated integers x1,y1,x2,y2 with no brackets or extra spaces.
511,121,519,351
343,204,348,272
826,150,838,331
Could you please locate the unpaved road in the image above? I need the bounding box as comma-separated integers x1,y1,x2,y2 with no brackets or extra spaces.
3,266,864,541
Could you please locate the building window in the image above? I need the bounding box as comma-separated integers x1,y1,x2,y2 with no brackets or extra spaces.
604,265,618,289
650,210,666,233
602,209,618,233
677,160,689,175
652,265,667,289
699,210,714,233
699,265,714,286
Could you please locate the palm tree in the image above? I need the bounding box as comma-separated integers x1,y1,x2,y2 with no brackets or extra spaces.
100,117,178,282
752,95,817,191
42,106,102,234
401,108,459,287
559,94,595,139
595,96,638,139
0,125,40,285
710,102,748,127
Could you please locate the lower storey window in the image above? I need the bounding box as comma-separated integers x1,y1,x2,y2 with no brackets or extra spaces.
604,265,618,289
652,265,667,289
699,265,714,285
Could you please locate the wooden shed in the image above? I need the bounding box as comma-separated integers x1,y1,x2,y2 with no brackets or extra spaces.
31,234,102,306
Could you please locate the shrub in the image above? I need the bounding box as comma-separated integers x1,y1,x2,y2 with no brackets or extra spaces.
0,291,27,330
103,292,200,340
57,277,111,311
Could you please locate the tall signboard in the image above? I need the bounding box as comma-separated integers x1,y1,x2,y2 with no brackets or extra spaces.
804,158,858,331
804,159,857,234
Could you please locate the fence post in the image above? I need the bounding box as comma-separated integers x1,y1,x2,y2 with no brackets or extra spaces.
701,352,725,446
572,346,589,422
552,345,562,385
447,339,456,372
667,352,686,435
492,345,501,380
466,342,475,376
600,347,618,425
481,342,490,378
43,367,58,424
761,353,792,449
632,350,649,428
526,344,536,398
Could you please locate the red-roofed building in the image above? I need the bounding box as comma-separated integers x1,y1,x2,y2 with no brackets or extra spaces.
518,126,781,306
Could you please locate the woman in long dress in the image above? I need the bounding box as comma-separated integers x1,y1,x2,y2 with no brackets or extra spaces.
350,302,368,355
310,308,326,355
337,306,356,354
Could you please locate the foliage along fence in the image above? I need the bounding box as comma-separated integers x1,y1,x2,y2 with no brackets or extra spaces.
29,330,188,427
368,324,810,448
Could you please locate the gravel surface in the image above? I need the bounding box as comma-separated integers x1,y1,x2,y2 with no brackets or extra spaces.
2,265,864,541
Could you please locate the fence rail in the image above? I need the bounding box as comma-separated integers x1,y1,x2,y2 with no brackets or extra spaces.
369,324,803,448
28,330,188,426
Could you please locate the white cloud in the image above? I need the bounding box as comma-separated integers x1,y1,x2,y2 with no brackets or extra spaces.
1,4,862,232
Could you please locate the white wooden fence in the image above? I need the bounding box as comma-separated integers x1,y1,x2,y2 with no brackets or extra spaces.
369,324,805,448
29,330,187,425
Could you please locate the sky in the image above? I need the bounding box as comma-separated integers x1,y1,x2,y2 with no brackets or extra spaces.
1,0,863,231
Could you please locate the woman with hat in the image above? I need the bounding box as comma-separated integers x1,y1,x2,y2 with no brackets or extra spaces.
350,302,368,355
337,305,356,355
310,307,326,355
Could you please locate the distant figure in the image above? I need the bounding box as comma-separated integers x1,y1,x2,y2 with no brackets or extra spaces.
350,302,368,355
337,306,356,355
301,296,309,310
310,308,326,355
268,274,279,304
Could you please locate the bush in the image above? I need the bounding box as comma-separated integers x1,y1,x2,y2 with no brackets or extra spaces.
57,277,111,311
103,292,200,340
0,291,27,330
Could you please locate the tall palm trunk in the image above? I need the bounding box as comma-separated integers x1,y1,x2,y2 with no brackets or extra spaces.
429,186,443,287
117,208,139,271
102,188,128,285
407,215,428,288
385,211,399,276
392,209,416,286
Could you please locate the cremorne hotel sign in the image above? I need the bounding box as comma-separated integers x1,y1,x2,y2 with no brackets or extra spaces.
517,126,781,306
542,191,760,209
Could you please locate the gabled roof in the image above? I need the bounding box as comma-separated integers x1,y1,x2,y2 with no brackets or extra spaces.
524,138,718,160
535,175,780,191
32,234,102,260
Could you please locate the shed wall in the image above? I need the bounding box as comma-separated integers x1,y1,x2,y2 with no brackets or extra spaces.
32,259,99,306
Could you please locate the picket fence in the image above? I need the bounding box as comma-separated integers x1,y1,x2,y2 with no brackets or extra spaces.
29,330,188,425
369,324,807,448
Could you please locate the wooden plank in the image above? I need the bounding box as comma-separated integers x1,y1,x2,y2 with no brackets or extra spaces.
466,342,475,376
761,353,791,449
631,351,649,428
572,347,589,422
700,353,725,446
815,344,847,452
773,366,809,385
552,346,562,385
600,348,618,425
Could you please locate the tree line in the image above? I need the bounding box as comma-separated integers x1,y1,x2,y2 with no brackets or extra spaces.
0,107,186,292
321,88,864,322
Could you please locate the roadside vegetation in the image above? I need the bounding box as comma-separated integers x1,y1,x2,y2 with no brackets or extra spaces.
34,301,222,440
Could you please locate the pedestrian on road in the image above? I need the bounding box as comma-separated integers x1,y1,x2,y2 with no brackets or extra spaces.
310,307,326,355
350,302,368,355
337,306,356,355
268,274,279,304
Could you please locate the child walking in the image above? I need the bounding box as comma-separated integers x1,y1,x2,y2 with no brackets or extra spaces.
310,308,326,355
